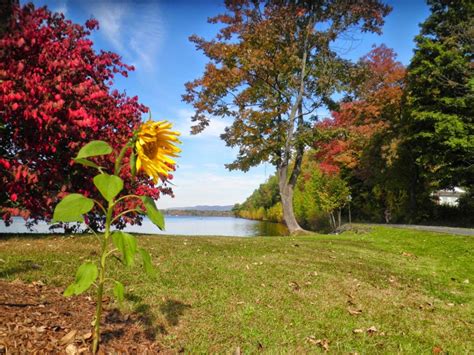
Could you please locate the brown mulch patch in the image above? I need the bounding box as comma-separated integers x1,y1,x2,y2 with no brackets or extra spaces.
0,279,164,354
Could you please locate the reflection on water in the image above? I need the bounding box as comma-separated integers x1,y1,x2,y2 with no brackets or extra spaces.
0,216,289,237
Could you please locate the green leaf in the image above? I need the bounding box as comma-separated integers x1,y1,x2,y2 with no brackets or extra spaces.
113,281,125,304
130,152,137,178
53,193,94,223
74,158,101,169
111,231,137,266
140,196,165,230
63,262,98,296
139,248,154,276
75,140,112,160
93,174,124,202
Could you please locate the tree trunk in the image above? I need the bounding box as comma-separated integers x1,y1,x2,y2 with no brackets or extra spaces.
408,164,418,223
329,212,336,232
278,166,304,235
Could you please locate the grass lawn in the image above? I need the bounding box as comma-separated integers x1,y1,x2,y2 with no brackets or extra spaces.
0,226,472,353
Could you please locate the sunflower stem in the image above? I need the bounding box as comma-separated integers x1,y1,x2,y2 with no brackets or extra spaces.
92,201,113,354
114,141,132,176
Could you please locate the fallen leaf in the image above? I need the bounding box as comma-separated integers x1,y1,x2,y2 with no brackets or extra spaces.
60,330,77,345
463,279,469,284
432,346,443,354
306,336,329,351
402,252,414,257
353,328,364,334
65,343,78,355
288,281,300,291
367,326,378,334
82,332,92,340
447,303,455,307
36,325,47,333
233,346,241,355
347,307,362,315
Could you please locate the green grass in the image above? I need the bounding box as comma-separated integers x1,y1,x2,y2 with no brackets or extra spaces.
1,226,472,353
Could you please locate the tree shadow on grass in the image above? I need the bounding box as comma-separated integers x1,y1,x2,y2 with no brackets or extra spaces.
159,299,191,326
121,293,168,341
102,293,191,345
0,260,42,278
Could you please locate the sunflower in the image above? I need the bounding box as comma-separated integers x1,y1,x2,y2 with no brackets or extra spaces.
135,120,181,183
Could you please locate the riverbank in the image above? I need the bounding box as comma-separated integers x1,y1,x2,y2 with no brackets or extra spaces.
0,226,472,353
0,216,289,236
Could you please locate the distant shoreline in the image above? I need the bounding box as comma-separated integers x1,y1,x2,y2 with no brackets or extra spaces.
163,209,235,217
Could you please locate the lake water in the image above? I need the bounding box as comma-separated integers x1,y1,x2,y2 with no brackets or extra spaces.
0,216,289,237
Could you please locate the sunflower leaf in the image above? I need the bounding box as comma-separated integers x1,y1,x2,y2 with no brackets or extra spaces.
140,196,165,230
53,193,94,222
63,262,98,296
93,174,123,202
74,158,101,169
113,281,125,304
111,231,137,266
75,140,113,160
139,248,155,277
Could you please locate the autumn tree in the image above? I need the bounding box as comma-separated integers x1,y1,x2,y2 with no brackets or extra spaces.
315,45,408,221
315,45,405,174
184,0,391,234
0,0,17,36
402,0,473,194
0,5,172,228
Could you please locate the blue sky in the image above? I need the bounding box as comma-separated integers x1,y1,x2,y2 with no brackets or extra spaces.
29,0,430,208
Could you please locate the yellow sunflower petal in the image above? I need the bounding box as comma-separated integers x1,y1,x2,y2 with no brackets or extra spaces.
135,119,181,182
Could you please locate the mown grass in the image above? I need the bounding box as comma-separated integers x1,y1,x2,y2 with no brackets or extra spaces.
0,226,472,353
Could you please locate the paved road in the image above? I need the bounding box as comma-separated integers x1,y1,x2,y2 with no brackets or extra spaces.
371,224,474,236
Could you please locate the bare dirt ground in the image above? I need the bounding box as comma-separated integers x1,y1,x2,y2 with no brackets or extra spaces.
0,279,163,354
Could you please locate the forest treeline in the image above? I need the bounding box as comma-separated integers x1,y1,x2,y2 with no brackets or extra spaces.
234,1,473,232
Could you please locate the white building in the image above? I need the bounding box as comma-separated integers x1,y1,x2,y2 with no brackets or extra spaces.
432,187,466,207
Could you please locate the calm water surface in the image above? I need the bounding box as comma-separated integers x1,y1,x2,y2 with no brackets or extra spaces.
0,216,288,237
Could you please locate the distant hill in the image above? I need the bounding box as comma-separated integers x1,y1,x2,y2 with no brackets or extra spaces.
167,205,234,212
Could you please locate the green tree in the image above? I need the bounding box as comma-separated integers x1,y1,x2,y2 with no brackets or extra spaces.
183,0,390,234
403,0,473,196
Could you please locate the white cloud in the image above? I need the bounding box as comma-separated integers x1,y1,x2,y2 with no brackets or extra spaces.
47,0,68,16
173,108,231,139
92,2,126,51
85,1,164,72
158,171,268,209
